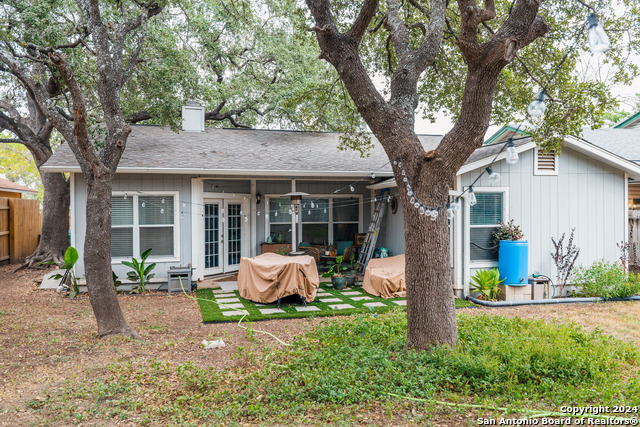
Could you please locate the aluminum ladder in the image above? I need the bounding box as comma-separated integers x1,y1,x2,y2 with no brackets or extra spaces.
357,191,389,274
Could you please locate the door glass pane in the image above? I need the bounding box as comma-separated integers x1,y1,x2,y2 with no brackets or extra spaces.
205,203,219,269
227,203,242,266
333,198,359,222
139,196,174,225
140,227,174,256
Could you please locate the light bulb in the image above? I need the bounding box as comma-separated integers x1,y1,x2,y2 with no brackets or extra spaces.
274,211,278,217
430,210,438,221
308,210,311,215
244,216,248,223
398,162,403,168
505,139,519,165
350,185,354,192
161,198,165,204
324,208,327,213
257,211,260,216
403,177,407,182
425,208,431,216
401,169,405,176
371,173,375,179
141,202,146,207
239,210,243,215
407,189,412,196
393,160,398,165
410,196,415,205
123,194,127,200
265,213,269,219
419,206,425,215
311,202,315,208
447,208,455,220
414,202,420,209
587,14,610,53
528,91,546,117
486,167,501,185
468,188,477,206
160,208,164,214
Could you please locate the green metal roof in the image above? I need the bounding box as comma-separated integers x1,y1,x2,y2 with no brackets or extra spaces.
484,124,529,145
614,111,640,129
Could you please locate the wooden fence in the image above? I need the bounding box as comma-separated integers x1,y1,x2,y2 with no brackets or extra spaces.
629,210,640,266
0,197,42,264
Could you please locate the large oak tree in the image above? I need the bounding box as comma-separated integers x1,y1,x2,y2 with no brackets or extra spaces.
304,0,639,349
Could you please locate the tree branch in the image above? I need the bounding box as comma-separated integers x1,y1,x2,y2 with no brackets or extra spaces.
347,0,379,44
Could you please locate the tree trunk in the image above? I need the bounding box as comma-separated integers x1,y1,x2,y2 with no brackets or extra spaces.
84,174,139,338
402,181,458,349
24,170,70,266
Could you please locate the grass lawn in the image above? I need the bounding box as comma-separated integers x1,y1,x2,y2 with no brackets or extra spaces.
196,282,476,322
29,311,640,425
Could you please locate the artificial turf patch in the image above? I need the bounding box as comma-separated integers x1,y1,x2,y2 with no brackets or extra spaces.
195,283,476,322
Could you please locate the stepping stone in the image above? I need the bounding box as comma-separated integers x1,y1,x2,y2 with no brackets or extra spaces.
295,306,321,312
341,291,361,295
259,308,286,315
316,289,328,293
320,297,342,303
215,293,237,299
220,303,245,309
350,296,372,301
222,310,249,316
40,269,65,290
212,289,229,294
392,300,407,306
216,298,241,304
329,303,355,310
364,302,387,308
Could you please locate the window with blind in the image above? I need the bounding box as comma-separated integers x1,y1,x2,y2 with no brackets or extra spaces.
469,192,503,262
111,194,177,259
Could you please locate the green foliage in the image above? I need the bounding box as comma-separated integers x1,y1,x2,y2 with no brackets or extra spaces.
493,220,524,242
48,246,80,298
37,312,640,423
470,268,503,301
112,271,122,292
0,142,42,201
574,260,640,299
321,255,348,278
121,248,156,293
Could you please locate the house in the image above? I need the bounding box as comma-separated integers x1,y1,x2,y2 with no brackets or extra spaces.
41,106,640,297
0,177,37,198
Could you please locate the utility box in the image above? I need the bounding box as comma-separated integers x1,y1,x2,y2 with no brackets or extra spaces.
168,265,193,294
529,277,551,300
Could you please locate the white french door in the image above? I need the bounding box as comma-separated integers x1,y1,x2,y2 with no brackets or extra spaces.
203,197,249,275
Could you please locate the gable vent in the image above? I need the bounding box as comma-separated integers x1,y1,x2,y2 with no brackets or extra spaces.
535,149,557,175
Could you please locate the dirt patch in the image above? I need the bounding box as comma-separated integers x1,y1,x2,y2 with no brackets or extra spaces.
0,264,321,426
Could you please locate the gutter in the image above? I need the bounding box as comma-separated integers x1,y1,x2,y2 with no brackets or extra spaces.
467,295,640,307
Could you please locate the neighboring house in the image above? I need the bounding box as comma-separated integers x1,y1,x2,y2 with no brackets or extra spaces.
41,106,640,297
0,177,37,198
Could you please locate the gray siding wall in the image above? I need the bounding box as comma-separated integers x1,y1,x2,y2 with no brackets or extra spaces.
73,173,193,278
376,196,405,257
73,174,373,277
459,147,626,282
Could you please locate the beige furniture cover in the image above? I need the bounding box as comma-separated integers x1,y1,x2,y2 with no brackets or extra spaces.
363,254,406,298
237,253,319,304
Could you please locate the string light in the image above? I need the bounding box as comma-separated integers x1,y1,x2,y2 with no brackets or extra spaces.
505,139,519,165
485,167,501,185
527,91,546,117
350,185,354,192
468,186,477,206
586,13,610,53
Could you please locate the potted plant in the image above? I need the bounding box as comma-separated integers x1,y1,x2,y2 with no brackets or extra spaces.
344,253,358,287
493,220,528,287
322,255,348,290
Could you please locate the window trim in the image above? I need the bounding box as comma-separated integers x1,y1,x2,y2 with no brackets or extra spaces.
533,147,559,176
265,194,363,244
111,191,180,263
467,187,508,267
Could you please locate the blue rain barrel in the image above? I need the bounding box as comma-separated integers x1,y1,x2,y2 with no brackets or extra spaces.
498,240,528,286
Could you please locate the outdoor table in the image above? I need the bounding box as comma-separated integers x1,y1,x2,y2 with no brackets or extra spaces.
237,253,319,304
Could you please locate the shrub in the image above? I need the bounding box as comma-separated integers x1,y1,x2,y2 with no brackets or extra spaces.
574,260,640,299
469,268,503,301
493,219,524,242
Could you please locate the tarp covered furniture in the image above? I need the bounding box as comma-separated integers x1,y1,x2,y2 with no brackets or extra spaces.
237,253,319,304
362,254,406,298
